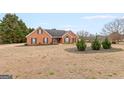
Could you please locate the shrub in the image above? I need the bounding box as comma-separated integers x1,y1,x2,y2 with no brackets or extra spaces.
91,36,101,50
76,39,86,51
102,38,111,49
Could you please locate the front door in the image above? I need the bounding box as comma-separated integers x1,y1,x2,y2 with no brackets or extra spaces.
52,38,61,44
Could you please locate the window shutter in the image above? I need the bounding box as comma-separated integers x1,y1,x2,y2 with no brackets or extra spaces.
43,38,45,43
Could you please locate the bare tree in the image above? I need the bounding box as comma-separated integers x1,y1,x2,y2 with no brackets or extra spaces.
102,19,124,36
77,30,96,42
77,30,90,39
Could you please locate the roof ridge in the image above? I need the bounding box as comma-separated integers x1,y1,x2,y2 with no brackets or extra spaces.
45,29,68,31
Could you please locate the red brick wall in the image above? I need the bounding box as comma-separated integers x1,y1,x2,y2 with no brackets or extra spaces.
68,31,78,42
26,29,78,45
26,30,52,45
61,32,77,43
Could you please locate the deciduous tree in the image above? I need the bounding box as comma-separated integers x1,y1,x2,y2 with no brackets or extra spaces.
102,19,124,36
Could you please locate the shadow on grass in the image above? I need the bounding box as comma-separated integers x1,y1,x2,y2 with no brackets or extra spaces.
15,44,58,47
15,44,26,47
65,47,123,54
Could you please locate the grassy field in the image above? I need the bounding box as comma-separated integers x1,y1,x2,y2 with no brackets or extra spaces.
0,43,124,79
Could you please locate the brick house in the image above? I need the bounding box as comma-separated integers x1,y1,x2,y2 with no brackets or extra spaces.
26,27,78,45
108,32,122,43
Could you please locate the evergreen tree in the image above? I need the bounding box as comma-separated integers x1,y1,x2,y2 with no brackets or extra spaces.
102,38,111,49
91,36,101,50
0,13,29,43
28,27,34,33
76,39,87,51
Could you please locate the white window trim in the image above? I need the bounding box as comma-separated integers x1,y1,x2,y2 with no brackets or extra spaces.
31,38,37,44
44,37,48,44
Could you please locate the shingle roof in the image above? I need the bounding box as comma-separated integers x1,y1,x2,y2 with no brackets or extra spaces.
45,29,67,38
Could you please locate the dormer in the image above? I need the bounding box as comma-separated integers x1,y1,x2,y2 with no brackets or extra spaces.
37,27,43,34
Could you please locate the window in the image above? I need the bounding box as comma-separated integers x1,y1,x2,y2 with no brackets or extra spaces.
43,38,48,44
31,38,37,44
37,29,43,34
64,36,70,43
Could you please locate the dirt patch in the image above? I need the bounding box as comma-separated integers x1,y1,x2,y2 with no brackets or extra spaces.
0,43,124,79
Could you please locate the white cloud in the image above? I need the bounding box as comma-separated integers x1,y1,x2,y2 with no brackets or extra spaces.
62,25,81,33
81,15,117,20
120,16,124,19
63,25,73,31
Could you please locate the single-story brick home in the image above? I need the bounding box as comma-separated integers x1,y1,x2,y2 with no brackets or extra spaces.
26,27,78,45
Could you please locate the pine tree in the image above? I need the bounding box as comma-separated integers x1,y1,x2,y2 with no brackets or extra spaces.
0,13,29,43
91,36,101,50
102,38,111,49
76,39,87,51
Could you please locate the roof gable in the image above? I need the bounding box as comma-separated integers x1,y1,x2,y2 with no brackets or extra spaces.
45,29,67,38
26,27,52,38
26,27,77,38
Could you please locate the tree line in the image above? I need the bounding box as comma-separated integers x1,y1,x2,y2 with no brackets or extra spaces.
0,13,124,44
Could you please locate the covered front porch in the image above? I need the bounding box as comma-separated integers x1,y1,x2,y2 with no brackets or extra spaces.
52,38,62,44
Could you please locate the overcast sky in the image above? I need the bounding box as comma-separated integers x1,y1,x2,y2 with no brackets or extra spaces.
0,13,124,34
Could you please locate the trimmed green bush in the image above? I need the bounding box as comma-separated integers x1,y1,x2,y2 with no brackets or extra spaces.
102,38,111,49
76,39,86,51
91,36,101,50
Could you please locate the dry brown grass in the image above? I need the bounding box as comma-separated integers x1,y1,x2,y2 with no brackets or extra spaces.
0,43,124,79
